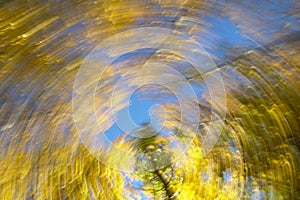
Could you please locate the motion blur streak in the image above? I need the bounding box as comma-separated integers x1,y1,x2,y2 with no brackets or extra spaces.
0,0,299,199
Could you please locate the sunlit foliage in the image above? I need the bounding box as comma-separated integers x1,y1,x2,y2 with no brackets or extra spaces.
0,0,299,199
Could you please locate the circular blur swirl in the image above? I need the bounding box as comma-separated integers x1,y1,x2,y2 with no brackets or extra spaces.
72,27,226,172
0,0,299,199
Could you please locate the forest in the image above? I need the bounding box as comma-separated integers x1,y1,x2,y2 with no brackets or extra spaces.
0,0,299,199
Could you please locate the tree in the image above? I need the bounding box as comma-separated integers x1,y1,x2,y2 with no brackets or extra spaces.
130,125,178,199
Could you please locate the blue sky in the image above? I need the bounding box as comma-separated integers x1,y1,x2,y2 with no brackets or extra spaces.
103,14,252,143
